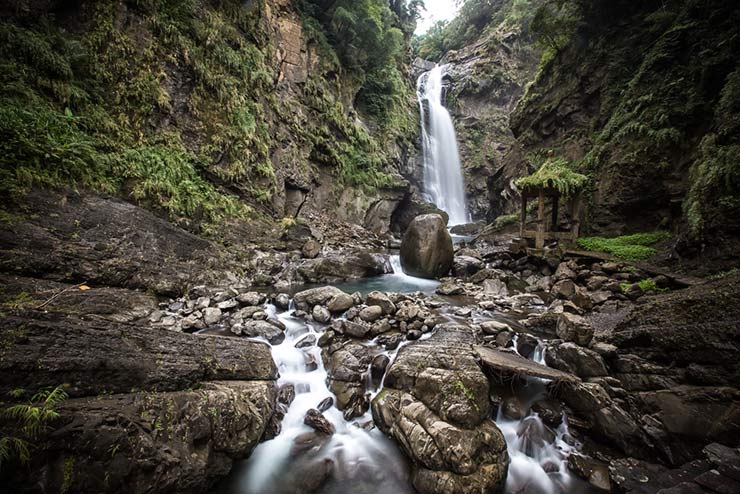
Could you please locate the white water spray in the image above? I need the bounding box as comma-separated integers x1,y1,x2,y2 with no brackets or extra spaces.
417,65,470,226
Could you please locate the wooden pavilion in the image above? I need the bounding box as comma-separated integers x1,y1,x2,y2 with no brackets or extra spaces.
516,152,588,250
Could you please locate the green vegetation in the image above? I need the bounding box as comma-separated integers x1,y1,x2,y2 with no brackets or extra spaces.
413,0,545,61
577,231,671,260
620,278,668,294
493,213,519,229
0,385,68,468
518,0,740,246
0,0,419,231
516,156,588,197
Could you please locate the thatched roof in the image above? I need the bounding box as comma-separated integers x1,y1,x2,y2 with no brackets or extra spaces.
516,157,588,197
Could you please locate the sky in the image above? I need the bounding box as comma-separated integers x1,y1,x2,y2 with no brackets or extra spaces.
415,0,460,34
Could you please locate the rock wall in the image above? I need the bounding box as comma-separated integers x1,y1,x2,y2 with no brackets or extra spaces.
443,28,540,221
510,0,740,261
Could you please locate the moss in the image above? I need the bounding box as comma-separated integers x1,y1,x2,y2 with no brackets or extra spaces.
492,213,518,229
61,456,75,494
577,231,671,260
516,156,588,197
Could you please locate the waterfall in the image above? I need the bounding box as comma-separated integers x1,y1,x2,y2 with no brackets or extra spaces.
417,65,470,226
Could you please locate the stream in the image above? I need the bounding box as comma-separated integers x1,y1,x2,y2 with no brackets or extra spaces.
215,260,600,494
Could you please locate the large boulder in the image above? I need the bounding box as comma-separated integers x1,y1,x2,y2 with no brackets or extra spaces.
400,214,453,279
390,196,449,235
297,251,391,283
373,324,509,494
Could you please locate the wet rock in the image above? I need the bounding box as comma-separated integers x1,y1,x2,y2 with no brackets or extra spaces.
317,396,334,412
312,305,331,323
323,341,372,383
293,286,347,311
359,305,383,322
531,399,565,427
436,281,464,295
516,333,539,359
453,256,485,277
342,392,370,421
372,390,508,494
203,307,222,326
298,251,390,283
304,408,335,435
253,310,269,320
301,239,321,258
342,320,372,339
241,320,286,345
704,443,740,482
568,454,611,491
551,279,576,299
546,342,608,378
271,294,289,311
479,320,511,335
556,312,594,346
400,214,453,279
395,302,421,322
236,291,262,306
624,283,644,300
304,353,318,372
216,299,239,311
317,330,335,347
278,384,296,408
482,278,509,297
554,262,577,281
371,354,390,385
295,333,317,349
406,329,422,340
501,396,527,420
327,292,354,313
366,291,396,315
377,332,404,350
384,325,491,427
182,313,205,333
370,318,392,336
495,331,513,348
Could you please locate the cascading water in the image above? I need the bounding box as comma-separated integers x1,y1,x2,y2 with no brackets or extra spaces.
217,303,413,494
417,65,470,226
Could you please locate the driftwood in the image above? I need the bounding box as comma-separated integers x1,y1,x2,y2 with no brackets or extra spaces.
475,345,580,385
36,281,88,309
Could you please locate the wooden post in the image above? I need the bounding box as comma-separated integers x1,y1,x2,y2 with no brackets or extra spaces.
520,194,527,238
571,195,581,243
551,194,559,232
536,190,545,249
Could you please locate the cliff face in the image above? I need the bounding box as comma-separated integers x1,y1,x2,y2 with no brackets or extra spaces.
0,0,418,236
510,0,740,264
444,27,540,221
411,0,543,222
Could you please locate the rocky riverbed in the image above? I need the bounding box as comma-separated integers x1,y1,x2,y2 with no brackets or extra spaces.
1,193,739,494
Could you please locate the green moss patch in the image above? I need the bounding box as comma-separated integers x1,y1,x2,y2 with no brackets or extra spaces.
577,231,671,260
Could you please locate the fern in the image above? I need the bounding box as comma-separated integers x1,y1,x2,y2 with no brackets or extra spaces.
0,385,68,468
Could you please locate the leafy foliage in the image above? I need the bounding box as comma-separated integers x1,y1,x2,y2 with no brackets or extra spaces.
0,385,68,468
413,0,545,62
516,156,588,197
577,231,671,260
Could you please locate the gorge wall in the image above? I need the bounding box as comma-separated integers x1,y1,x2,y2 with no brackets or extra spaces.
510,0,740,266
0,0,420,238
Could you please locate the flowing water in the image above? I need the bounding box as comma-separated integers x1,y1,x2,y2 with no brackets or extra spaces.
217,269,598,494
417,65,470,226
